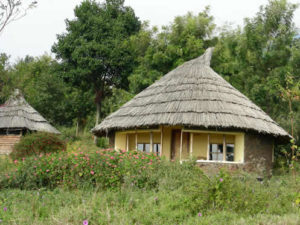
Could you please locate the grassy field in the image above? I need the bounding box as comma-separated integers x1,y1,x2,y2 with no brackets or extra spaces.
0,177,299,225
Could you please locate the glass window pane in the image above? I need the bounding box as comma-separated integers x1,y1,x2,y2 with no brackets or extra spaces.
226,144,234,161
145,144,150,153
154,144,161,156
210,144,224,161
218,144,223,153
212,144,218,153
137,144,144,151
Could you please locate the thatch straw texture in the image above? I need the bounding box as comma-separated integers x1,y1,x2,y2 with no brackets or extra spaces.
92,48,290,140
0,90,60,134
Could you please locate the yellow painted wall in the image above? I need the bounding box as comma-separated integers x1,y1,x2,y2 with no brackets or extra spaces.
192,133,208,160
115,132,126,150
162,126,172,159
115,131,163,152
136,132,161,143
210,134,223,144
114,127,245,163
235,133,244,162
128,134,135,150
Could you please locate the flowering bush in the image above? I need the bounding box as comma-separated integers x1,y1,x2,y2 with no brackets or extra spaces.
1,149,160,190
10,132,66,160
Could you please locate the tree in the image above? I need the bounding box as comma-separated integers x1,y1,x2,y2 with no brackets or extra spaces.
0,53,10,103
52,0,141,131
212,0,298,127
0,0,37,34
2,55,77,126
128,8,216,94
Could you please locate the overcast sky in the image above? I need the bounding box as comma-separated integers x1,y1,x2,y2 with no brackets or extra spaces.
1,0,299,62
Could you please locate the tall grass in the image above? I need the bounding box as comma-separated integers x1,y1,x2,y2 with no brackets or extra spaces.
0,150,299,224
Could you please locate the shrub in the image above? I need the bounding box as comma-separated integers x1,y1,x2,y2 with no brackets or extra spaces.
10,132,66,160
2,149,161,190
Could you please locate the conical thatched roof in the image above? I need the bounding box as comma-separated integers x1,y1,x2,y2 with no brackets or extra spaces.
0,89,60,134
92,48,290,141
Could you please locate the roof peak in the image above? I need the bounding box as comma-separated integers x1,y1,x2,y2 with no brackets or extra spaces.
194,47,214,66
6,89,28,107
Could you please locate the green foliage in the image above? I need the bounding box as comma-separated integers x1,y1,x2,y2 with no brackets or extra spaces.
2,150,161,190
10,132,66,160
128,8,216,94
95,137,109,149
0,53,10,104
101,88,133,117
52,0,141,125
0,163,299,224
212,0,300,141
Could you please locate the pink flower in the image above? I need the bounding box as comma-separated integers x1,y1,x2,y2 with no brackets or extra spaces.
83,220,88,225
46,169,50,172
198,212,202,217
3,207,7,212
110,156,114,160
219,178,223,182
13,160,18,164
90,171,95,175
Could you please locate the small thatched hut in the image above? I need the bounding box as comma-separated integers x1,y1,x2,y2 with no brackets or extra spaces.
0,89,60,154
92,48,290,172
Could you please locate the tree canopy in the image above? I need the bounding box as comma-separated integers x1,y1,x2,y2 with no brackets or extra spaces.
0,0,299,142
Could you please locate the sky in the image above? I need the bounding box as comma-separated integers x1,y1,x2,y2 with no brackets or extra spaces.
0,0,300,63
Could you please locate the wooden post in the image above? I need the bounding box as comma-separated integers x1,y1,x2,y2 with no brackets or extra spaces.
126,134,129,152
180,129,183,162
160,126,163,157
150,132,153,153
207,134,210,161
223,135,226,161
135,130,138,151
190,133,193,159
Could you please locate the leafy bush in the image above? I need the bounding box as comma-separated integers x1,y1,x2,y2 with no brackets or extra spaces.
10,132,66,160
2,149,161,189
96,137,109,148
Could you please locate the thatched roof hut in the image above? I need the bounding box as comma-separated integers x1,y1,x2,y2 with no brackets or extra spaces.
92,48,290,141
92,48,290,172
0,89,60,134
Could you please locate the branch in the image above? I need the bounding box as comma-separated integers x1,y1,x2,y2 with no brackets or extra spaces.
0,0,37,34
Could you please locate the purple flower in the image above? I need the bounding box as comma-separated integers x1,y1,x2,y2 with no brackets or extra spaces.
83,220,88,225
198,212,202,217
219,178,223,182
3,207,7,212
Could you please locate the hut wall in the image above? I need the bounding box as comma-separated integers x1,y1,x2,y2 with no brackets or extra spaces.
115,132,126,150
0,135,21,155
235,134,245,162
191,133,207,160
136,132,160,144
244,134,274,172
128,134,136,150
114,130,162,152
161,126,172,159
114,127,246,163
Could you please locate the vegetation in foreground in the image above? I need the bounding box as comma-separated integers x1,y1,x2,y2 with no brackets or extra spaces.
0,149,299,225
